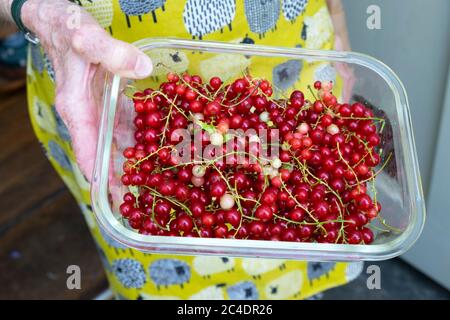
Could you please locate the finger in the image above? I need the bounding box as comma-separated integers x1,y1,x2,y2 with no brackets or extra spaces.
334,62,355,103
71,25,153,79
333,35,354,102
343,73,356,103
55,55,99,181
23,0,152,79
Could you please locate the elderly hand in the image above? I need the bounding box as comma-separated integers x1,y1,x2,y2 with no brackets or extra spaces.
21,0,153,181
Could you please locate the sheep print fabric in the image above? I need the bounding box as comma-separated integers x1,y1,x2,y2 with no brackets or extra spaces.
26,0,362,299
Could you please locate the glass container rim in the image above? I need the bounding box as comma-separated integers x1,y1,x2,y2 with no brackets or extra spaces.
91,37,426,261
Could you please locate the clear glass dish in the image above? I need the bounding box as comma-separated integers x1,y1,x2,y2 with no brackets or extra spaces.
91,38,425,261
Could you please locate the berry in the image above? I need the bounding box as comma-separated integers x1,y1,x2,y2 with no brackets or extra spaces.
299,225,314,239
176,215,194,233
209,76,222,90
313,81,322,90
119,72,383,246
233,79,246,93
119,203,133,217
255,205,273,222
214,224,228,238
220,194,235,210
145,111,163,128
225,209,241,227
210,181,227,198
347,230,362,244
361,227,374,244
313,101,324,113
190,201,205,217
201,213,217,228
288,208,305,222
313,201,329,219
249,221,265,236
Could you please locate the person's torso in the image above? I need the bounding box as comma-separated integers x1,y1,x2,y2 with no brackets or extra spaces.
73,0,334,51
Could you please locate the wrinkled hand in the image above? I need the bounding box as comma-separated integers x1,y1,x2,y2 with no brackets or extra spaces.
22,0,153,181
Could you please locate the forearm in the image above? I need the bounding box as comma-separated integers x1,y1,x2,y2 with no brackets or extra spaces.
0,0,57,37
326,0,351,51
0,0,14,22
0,0,68,37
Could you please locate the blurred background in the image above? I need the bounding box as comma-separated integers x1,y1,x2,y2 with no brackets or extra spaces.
0,0,449,299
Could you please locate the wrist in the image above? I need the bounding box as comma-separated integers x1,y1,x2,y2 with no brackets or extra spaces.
19,0,37,33
10,0,41,44
0,0,13,21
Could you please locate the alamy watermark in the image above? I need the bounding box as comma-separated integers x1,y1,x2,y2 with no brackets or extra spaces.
66,265,81,290
366,5,381,30
366,264,381,290
169,125,280,169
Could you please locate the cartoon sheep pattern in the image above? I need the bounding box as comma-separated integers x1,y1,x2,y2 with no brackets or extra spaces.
189,285,226,300
149,259,191,287
43,53,55,82
94,256,349,298
95,244,112,273
148,49,189,77
112,258,147,289
183,0,310,38
79,0,113,28
301,22,308,41
192,257,235,278
282,0,308,21
265,270,303,299
345,262,364,282
303,6,334,49
119,0,166,16
33,98,57,135
183,0,236,39
244,0,280,35
48,140,72,171
199,52,251,82
227,281,259,300
241,258,286,279
272,59,303,91
314,63,337,84
30,44,44,74
307,262,336,283
52,106,71,142
99,226,127,249
78,203,96,229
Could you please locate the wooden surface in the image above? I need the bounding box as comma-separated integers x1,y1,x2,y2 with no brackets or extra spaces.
0,89,108,299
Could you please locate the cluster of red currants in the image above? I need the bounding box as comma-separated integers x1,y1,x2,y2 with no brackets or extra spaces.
119,71,386,245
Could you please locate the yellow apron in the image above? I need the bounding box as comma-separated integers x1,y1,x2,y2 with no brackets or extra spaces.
26,0,362,299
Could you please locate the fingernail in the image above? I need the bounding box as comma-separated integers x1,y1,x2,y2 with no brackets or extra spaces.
135,55,153,78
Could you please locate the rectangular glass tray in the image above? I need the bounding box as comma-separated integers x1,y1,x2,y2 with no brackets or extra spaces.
91,38,425,261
